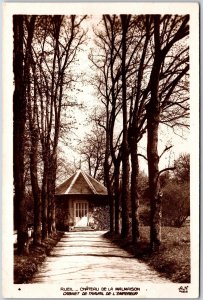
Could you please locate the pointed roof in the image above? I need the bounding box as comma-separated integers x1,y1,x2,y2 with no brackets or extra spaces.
55,170,108,196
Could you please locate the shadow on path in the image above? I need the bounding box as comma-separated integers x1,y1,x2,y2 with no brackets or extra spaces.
31,231,170,284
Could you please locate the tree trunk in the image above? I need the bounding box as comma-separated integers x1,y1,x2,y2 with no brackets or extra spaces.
13,15,29,255
146,15,162,251
109,193,115,233
41,160,49,240
147,105,162,251
48,155,57,234
30,128,42,245
121,15,131,238
146,15,189,251
104,154,114,233
130,138,140,243
25,18,40,245
114,162,120,234
121,157,130,238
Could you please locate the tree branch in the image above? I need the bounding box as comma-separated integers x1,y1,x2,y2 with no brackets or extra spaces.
138,153,148,161
158,167,176,177
159,145,173,160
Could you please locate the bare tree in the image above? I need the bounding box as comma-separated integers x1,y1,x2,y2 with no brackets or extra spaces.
127,15,152,243
120,15,132,238
146,15,189,250
13,15,36,254
27,61,42,245
90,15,123,233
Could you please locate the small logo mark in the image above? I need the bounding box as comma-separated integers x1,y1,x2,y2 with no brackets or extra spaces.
178,286,188,293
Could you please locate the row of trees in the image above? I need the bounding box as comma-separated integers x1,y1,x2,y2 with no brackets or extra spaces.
13,15,87,254
87,15,189,250
13,14,189,255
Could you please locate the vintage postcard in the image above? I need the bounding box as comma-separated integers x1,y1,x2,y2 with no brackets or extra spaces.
2,2,199,298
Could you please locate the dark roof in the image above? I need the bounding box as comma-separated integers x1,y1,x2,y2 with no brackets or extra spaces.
55,170,108,196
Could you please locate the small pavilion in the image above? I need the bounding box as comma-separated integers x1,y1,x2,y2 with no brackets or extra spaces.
55,170,109,231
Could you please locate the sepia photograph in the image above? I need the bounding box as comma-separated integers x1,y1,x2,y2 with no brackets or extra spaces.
2,2,199,298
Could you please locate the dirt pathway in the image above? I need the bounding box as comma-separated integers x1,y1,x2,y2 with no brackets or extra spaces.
32,231,170,284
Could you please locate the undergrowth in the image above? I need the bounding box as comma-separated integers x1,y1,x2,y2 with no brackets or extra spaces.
14,231,63,284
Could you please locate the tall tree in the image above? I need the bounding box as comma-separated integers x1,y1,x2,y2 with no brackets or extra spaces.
13,15,36,254
120,15,131,238
90,15,123,233
146,15,189,250
127,15,152,243
27,59,42,245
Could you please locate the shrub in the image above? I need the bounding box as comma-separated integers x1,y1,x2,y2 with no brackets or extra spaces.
162,181,189,227
139,205,150,226
55,201,70,231
89,205,110,230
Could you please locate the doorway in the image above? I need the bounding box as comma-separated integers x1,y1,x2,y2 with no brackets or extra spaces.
74,201,89,227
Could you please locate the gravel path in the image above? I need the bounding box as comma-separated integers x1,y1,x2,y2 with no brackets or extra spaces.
32,231,170,284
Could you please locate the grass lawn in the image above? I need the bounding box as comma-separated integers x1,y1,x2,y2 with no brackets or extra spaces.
14,231,63,284
104,224,190,283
